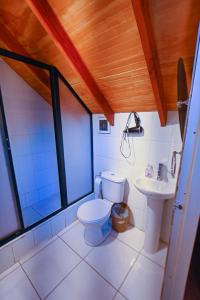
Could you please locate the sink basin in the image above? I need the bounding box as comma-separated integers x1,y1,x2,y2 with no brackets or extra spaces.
134,177,176,200
134,176,176,254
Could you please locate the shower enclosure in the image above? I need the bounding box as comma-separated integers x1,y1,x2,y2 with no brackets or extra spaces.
0,49,93,245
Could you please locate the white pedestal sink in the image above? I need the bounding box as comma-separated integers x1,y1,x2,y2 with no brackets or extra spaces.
134,177,175,254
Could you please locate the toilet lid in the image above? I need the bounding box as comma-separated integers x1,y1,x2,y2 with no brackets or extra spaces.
77,199,112,224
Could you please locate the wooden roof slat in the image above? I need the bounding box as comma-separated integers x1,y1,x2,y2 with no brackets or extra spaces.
0,23,50,91
131,0,167,126
0,0,199,119
26,0,114,125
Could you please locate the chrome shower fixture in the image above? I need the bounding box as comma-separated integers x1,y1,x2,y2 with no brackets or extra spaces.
171,150,182,178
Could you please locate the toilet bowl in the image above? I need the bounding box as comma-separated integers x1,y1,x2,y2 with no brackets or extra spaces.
77,199,113,246
77,171,126,246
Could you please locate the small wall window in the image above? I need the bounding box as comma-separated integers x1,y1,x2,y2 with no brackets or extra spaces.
98,117,110,134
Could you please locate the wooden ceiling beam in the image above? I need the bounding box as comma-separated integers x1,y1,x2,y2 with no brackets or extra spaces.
26,0,114,125
131,0,167,126
0,24,50,90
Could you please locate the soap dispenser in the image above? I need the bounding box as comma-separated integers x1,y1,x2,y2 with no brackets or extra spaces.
145,164,154,178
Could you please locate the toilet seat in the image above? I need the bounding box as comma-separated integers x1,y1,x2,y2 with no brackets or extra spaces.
77,199,112,224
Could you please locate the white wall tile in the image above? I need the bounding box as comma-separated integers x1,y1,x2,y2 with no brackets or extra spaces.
12,232,35,261
150,112,173,143
149,141,171,173
33,221,52,246
93,112,181,235
51,212,66,235
0,245,14,274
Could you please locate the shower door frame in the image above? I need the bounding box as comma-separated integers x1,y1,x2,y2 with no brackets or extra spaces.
0,48,94,246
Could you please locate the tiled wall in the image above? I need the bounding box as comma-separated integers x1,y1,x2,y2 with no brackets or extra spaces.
0,193,94,274
93,112,182,238
0,61,60,209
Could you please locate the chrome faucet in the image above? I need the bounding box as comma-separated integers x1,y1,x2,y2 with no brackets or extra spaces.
157,163,165,181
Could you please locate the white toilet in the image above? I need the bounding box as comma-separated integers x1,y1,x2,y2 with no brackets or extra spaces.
77,170,126,246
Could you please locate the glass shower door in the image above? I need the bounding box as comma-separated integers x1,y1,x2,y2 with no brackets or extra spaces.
58,76,93,204
0,106,21,240
0,58,62,228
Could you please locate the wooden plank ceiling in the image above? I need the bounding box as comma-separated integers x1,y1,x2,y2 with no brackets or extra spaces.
0,0,200,125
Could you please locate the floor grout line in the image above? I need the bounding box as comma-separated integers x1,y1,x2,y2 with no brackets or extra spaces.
139,251,166,269
57,235,94,260
0,263,20,282
43,259,84,300
112,236,144,253
115,251,141,300
82,258,118,293
19,235,84,300
0,220,166,300
112,230,167,269
20,263,42,300
57,225,143,297
19,232,84,300
111,229,145,253
112,290,129,300
58,232,119,293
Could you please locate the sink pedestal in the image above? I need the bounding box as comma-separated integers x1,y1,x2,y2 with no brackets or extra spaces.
134,176,175,254
144,197,164,254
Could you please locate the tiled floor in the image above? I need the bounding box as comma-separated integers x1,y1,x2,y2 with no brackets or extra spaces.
0,221,167,300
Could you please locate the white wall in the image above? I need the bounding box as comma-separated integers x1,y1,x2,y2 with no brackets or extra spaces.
0,61,60,209
93,112,182,239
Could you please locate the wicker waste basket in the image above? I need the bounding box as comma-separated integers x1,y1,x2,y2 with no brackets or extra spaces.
111,203,130,233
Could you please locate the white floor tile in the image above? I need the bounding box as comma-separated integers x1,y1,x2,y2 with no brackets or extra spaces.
60,222,93,257
0,263,20,281
46,261,116,300
0,267,40,300
141,242,168,267
120,254,164,300
85,236,138,289
114,292,127,300
22,238,81,299
112,226,145,252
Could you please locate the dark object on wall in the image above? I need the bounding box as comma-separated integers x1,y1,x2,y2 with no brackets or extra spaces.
98,117,111,134
120,112,144,159
123,112,144,134
177,58,188,141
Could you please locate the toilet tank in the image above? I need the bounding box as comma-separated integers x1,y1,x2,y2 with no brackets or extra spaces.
101,171,126,203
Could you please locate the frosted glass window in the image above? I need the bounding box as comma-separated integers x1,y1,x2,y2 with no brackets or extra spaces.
59,78,93,204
